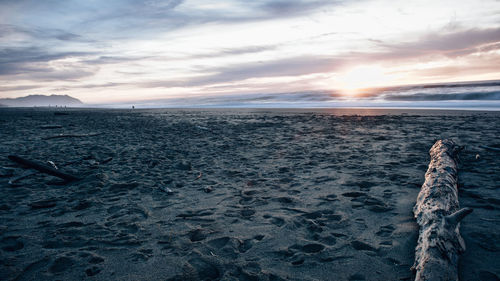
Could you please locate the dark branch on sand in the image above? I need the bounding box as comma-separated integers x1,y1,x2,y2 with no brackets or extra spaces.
42,132,103,140
479,145,500,152
40,124,63,129
8,155,80,182
8,170,38,185
412,139,472,281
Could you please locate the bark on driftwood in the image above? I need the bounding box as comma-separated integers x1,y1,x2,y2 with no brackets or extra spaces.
412,139,472,281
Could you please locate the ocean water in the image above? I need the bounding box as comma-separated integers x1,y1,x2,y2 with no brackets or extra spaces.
103,80,500,109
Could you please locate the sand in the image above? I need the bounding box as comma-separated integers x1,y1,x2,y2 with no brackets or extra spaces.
0,108,499,281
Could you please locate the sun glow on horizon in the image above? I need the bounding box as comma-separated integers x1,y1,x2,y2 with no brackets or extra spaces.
335,65,398,95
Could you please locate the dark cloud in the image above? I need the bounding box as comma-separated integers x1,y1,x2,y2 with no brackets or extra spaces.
0,85,40,91
141,55,344,88
260,0,333,16
0,24,89,42
412,28,500,52
19,68,95,81
205,56,342,82
202,91,337,104
83,55,153,65
373,27,500,60
410,81,500,89
107,90,341,108
142,87,500,107
385,91,500,101
197,45,277,58
77,82,127,89
0,47,90,65
53,0,341,38
0,47,96,80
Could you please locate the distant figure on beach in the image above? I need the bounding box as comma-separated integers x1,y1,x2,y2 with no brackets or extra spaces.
132,106,135,109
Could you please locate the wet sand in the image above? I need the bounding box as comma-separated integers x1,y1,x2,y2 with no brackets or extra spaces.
0,108,499,281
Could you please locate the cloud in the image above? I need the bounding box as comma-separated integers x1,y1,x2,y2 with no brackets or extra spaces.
411,28,500,53
83,55,153,65
385,91,500,101
0,47,90,65
189,45,277,59
0,24,90,43
260,0,334,16
0,47,96,81
370,27,500,61
37,0,339,39
0,85,40,91
77,82,128,89
201,56,341,82
140,55,344,88
104,90,342,108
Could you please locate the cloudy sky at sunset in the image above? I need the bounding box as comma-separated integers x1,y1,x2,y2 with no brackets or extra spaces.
1,0,499,105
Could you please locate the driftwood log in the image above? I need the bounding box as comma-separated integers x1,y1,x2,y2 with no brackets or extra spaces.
412,139,472,281
8,155,80,182
479,145,500,152
42,132,102,140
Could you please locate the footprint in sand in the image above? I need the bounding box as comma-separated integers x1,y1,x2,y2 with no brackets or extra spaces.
270,217,286,227
238,239,253,253
29,199,57,209
376,224,395,237
208,237,231,248
324,194,338,201
188,228,210,242
349,273,366,280
301,243,325,253
342,191,367,198
351,240,378,252
186,256,222,280
1,236,24,252
85,266,101,276
49,256,74,273
240,208,256,218
272,196,296,204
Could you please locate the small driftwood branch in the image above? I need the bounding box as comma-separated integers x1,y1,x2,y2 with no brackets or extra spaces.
40,124,62,129
100,157,113,164
8,155,80,182
479,145,500,152
8,170,38,185
42,132,102,140
412,139,472,281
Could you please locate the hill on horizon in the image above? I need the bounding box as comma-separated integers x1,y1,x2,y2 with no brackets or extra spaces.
0,94,84,107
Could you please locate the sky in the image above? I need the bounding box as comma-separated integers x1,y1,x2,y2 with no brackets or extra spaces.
0,0,500,105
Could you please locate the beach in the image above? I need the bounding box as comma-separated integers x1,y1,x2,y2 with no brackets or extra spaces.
0,108,499,281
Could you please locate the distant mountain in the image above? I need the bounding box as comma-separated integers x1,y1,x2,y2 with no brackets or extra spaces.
0,94,84,107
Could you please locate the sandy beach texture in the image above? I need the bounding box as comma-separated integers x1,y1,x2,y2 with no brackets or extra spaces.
0,108,499,281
